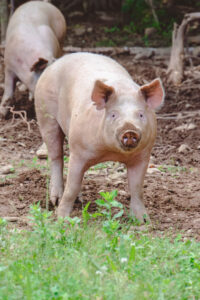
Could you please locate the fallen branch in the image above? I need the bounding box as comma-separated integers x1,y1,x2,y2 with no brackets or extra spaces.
157,110,200,120
8,106,34,132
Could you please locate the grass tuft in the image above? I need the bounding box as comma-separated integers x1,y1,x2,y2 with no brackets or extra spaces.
0,198,199,299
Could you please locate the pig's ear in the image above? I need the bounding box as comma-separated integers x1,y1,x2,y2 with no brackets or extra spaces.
140,78,164,109
91,80,114,110
30,58,48,72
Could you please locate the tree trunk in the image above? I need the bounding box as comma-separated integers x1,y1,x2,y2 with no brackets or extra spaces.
167,12,200,85
0,0,8,44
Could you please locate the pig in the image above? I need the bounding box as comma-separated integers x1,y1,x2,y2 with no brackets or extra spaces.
35,52,164,222
0,1,66,117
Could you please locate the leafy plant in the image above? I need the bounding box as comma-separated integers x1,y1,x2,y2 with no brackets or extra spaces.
95,39,117,47
0,206,200,299
95,190,124,237
95,190,124,221
104,26,120,33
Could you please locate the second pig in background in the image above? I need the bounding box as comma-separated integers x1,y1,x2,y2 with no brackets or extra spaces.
0,0,66,118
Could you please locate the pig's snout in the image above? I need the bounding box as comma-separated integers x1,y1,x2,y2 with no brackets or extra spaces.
120,130,141,150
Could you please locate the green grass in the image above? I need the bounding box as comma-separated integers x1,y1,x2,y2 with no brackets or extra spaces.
0,199,199,300
95,39,117,47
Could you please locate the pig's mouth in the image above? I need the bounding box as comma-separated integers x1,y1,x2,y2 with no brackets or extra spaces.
119,130,141,151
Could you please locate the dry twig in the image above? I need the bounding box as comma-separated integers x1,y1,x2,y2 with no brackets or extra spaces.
8,106,34,132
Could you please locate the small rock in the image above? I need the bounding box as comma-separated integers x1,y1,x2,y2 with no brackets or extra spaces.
36,143,48,159
87,27,93,33
109,173,122,180
74,26,86,36
18,142,26,147
165,217,172,223
178,144,190,153
147,167,161,174
192,218,200,229
0,137,7,142
96,12,116,22
68,11,84,18
109,172,126,180
187,123,196,130
173,124,187,131
185,103,192,109
17,82,27,92
114,180,124,186
144,27,157,37
116,166,126,173
134,50,153,60
29,92,33,101
0,164,15,174
118,190,127,197
197,145,200,150
30,150,35,154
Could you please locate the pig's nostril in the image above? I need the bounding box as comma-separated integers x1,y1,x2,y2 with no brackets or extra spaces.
121,131,140,148
123,137,128,144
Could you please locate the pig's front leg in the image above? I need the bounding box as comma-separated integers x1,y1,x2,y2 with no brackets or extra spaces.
57,153,86,218
127,156,150,223
0,69,16,118
50,157,64,206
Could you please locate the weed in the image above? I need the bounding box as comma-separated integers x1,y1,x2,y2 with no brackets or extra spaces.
143,34,149,46
26,156,48,171
63,155,69,163
158,165,188,174
123,21,136,34
104,26,120,33
96,190,124,221
82,201,91,229
95,39,117,47
90,162,109,171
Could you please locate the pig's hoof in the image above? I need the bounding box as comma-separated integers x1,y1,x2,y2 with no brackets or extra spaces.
50,185,63,206
130,211,151,224
51,196,60,207
57,205,70,219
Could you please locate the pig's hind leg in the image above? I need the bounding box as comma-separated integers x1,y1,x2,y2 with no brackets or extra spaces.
0,69,16,118
41,120,65,206
57,153,86,218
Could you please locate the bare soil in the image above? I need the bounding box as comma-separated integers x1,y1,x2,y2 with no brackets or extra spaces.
0,22,200,240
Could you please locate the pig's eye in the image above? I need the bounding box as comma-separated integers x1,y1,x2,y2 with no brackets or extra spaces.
139,112,144,119
110,111,118,120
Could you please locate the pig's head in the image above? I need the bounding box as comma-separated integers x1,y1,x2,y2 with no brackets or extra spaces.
91,78,164,153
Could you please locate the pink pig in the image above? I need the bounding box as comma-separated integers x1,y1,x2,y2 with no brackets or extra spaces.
0,1,66,117
35,53,164,222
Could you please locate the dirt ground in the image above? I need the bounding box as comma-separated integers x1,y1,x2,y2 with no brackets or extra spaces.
0,17,200,240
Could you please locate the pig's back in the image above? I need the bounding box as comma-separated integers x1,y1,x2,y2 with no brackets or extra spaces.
48,52,134,98
6,1,65,39
40,52,137,107
57,52,131,80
